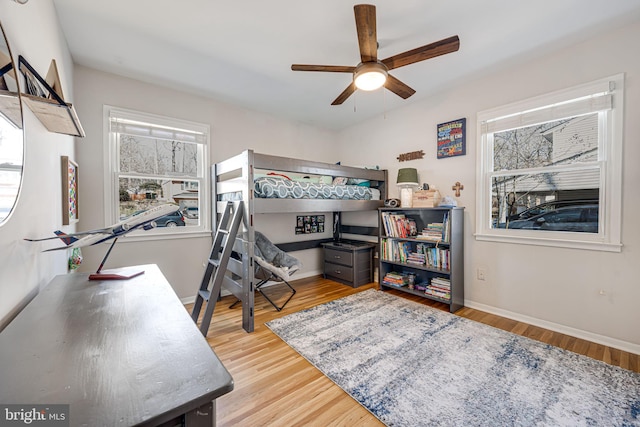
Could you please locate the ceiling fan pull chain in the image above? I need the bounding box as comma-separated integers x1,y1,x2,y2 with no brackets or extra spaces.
383,86,387,120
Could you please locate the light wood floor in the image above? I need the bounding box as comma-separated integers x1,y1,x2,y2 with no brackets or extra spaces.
189,276,639,427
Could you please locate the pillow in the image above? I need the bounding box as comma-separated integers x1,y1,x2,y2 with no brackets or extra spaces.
319,175,333,185
264,171,332,184
347,178,371,187
295,175,322,184
333,162,377,186
332,177,349,185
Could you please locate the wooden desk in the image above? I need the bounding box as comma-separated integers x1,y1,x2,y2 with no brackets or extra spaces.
0,264,233,426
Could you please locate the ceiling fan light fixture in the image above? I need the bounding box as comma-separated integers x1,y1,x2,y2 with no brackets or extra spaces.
354,62,388,91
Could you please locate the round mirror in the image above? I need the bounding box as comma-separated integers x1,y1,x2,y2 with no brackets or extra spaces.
0,22,24,224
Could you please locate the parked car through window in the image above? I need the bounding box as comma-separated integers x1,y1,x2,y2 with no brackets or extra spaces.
155,210,186,227
506,204,599,233
506,199,598,222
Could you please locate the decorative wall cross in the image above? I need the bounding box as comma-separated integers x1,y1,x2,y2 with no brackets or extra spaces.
452,181,464,197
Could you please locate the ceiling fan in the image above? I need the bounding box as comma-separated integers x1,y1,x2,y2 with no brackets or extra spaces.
291,4,460,105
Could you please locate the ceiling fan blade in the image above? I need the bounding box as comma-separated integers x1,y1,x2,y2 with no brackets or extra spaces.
354,4,378,63
382,35,460,70
331,82,357,105
384,74,416,99
291,64,356,73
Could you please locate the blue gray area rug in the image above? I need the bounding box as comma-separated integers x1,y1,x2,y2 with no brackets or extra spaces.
266,289,640,426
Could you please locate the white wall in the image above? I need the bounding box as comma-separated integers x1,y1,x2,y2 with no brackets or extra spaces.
72,66,338,300
0,1,76,328
337,20,640,352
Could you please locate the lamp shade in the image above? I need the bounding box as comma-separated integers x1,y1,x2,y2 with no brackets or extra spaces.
397,168,419,186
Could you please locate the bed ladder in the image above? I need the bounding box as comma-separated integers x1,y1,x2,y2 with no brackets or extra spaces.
191,201,243,337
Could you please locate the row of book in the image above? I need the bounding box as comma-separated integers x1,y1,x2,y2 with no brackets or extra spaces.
380,212,418,238
425,277,451,300
381,271,451,301
381,211,451,242
381,271,415,288
416,211,451,243
425,247,450,270
381,239,450,270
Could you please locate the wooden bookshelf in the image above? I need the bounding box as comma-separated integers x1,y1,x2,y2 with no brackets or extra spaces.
21,93,84,137
18,56,85,137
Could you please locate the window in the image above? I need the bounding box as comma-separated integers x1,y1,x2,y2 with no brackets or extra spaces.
476,74,623,251
0,121,22,223
105,106,209,236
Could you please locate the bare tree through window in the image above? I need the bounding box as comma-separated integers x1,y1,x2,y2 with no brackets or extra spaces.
491,114,600,231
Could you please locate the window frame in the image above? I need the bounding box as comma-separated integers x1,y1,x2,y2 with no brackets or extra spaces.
475,74,623,252
103,106,211,239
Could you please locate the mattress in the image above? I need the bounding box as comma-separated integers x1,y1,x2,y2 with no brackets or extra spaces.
254,176,380,200
222,176,381,201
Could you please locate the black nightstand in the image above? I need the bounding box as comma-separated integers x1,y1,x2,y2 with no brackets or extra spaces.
322,241,376,288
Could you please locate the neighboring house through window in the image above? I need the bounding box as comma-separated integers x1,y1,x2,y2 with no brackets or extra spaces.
104,106,209,235
475,74,623,251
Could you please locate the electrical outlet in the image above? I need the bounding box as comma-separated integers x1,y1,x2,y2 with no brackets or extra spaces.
477,268,486,281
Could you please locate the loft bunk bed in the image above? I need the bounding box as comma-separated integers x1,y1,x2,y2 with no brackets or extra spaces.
211,149,388,332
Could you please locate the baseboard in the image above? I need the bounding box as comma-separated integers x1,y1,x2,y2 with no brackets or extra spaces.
464,299,640,356
181,295,196,305
180,269,323,305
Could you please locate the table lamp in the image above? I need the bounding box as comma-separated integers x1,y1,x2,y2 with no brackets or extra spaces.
397,168,419,207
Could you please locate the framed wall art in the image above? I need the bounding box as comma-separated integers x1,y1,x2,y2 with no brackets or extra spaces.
437,117,466,159
61,155,79,225
295,215,325,234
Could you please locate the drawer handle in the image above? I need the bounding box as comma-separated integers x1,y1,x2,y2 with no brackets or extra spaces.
335,270,341,274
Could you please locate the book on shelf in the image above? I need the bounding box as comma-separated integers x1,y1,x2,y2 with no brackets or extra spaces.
381,239,412,263
425,288,450,300
443,211,450,243
426,248,450,270
381,212,418,238
430,277,451,288
415,211,451,243
425,277,451,299
381,238,450,270
406,252,426,265
382,271,415,288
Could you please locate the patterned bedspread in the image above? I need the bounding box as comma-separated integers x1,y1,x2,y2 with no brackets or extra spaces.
254,177,380,200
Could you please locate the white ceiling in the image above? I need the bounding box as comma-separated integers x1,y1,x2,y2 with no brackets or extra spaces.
52,0,640,130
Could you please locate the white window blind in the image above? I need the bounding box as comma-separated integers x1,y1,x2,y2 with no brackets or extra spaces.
108,107,208,143
481,92,612,134
109,118,207,144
